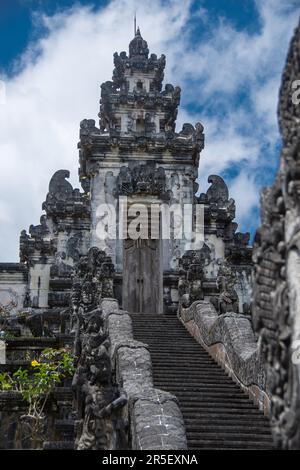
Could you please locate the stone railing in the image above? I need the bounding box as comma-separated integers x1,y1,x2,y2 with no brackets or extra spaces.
101,298,187,450
179,300,270,414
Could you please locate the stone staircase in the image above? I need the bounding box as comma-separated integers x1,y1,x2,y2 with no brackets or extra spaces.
131,313,274,450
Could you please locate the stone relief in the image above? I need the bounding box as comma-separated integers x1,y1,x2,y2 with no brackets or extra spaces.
70,248,126,449
253,19,300,449
115,163,168,199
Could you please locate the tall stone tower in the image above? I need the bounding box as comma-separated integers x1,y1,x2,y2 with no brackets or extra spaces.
0,29,252,318
78,28,205,314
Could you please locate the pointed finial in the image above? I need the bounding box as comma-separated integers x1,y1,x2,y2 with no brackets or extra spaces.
134,12,137,36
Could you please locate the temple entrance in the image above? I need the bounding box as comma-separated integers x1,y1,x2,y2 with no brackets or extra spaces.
122,238,162,313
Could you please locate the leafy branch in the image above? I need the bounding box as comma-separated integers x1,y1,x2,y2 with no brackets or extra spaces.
0,348,75,448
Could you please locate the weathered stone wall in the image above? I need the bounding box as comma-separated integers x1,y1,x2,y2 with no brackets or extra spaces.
179,300,270,413
0,264,28,315
252,19,300,449
18,170,91,310
101,299,187,450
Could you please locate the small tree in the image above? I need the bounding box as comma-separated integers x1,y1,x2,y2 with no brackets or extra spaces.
0,348,75,449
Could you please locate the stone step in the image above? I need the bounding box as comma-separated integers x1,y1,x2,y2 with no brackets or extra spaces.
180,406,267,415
130,313,273,450
186,432,273,441
176,398,256,406
153,369,232,376
152,367,231,375
141,346,210,352
150,357,215,363
143,336,205,340
185,425,271,434
156,378,237,386
188,441,273,450
43,440,74,450
185,417,270,425
155,384,240,391
152,364,226,369
6,337,59,349
156,387,245,395
153,376,231,382
0,361,31,372
54,419,75,438
135,333,206,346
154,389,250,400
132,332,197,337
52,387,73,401
55,419,75,430
152,368,227,374
149,351,214,356
150,358,224,364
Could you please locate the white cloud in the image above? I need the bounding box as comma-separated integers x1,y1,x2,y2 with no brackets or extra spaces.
0,0,299,260
229,172,260,227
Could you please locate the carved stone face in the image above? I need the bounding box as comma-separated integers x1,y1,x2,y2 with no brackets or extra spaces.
86,314,103,334
87,319,100,334
90,349,111,385
82,281,94,306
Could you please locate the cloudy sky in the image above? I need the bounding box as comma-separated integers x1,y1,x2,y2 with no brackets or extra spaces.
0,0,299,261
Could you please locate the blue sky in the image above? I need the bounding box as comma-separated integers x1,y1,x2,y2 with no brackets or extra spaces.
0,0,260,69
0,0,299,260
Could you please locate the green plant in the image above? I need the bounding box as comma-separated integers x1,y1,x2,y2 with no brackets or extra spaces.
0,372,13,391
16,310,30,319
0,331,15,340
0,348,75,448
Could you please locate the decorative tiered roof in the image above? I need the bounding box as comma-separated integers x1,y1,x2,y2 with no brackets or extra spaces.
78,30,205,185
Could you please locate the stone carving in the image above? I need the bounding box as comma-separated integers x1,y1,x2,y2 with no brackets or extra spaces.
113,52,125,88
145,113,156,134
28,215,50,240
206,175,229,204
99,91,112,132
20,170,90,272
198,175,236,224
115,163,168,198
20,170,90,271
253,19,300,449
215,260,239,314
197,174,251,265
71,248,115,346
253,182,289,448
195,122,205,144
80,119,100,150
48,170,73,198
129,27,149,58
70,247,126,449
225,232,252,264
42,170,90,219
0,24,264,451
66,233,82,262
178,248,210,307
19,229,56,265
73,311,126,450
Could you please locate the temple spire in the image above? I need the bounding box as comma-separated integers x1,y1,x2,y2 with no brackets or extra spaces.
129,25,149,58
134,12,137,36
